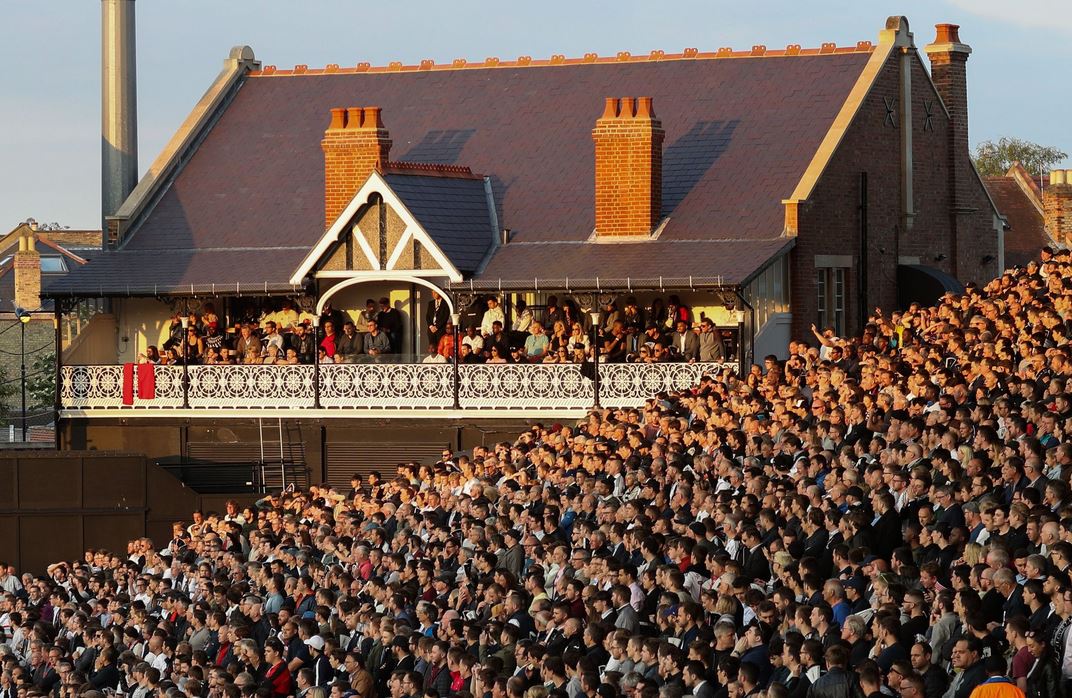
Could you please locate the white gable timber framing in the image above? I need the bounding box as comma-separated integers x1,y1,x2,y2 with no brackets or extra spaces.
290,171,463,285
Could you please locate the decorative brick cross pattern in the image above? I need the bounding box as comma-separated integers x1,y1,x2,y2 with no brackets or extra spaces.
883,97,897,128
922,100,935,132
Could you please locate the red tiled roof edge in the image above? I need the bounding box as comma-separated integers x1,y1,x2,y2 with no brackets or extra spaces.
1006,161,1043,206
35,235,90,265
380,162,483,180
249,42,876,77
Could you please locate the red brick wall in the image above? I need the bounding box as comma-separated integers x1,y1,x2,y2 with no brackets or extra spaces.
1044,184,1072,244
592,97,664,237
789,50,999,341
322,107,391,228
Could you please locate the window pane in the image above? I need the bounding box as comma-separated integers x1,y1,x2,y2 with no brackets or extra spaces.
816,269,827,329
833,268,846,336
40,256,67,273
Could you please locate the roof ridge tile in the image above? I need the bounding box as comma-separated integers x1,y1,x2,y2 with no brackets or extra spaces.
250,41,875,77
382,161,483,180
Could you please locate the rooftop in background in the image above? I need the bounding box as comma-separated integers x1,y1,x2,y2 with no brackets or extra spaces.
0,223,101,252
982,162,1054,269
0,223,100,315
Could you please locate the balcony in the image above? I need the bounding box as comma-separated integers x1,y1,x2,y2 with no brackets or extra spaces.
59,362,734,417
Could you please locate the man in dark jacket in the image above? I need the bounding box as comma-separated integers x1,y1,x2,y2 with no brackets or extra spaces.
807,644,854,698
425,292,450,346
945,638,986,698
422,641,452,697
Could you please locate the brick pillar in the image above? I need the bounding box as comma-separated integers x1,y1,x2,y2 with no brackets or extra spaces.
592,96,664,237
321,106,392,228
14,231,40,311
925,23,973,278
925,24,972,208
1044,170,1072,244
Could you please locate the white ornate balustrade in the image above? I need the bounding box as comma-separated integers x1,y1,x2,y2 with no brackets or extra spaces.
60,362,735,414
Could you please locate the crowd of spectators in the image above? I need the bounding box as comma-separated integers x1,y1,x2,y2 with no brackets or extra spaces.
137,294,731,367
12,248,1072,698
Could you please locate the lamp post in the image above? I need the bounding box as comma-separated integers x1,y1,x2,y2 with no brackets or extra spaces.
312,315,321,409
15,308,31,441
589,309,601,410
450,312,461,410
179,315,190,409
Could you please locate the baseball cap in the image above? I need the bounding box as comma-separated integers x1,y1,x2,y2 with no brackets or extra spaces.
305,636,325,651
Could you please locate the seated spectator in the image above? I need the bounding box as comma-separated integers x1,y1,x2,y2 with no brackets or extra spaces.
335,321,361,363
319,320,338,360
362,320,391,358
544,347,571,364
486,321,510,359
670,320,700,362
437,322,457,358
423,344,447,364
462,325,484,356
261,321,285,357
522,323,550,362
137,346,161,364
568,322,590,355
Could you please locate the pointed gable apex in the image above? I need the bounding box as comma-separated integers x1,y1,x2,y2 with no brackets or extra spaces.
289,170,466,285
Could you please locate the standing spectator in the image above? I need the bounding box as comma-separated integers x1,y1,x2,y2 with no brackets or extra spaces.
425,291,449,347
480,297,505,337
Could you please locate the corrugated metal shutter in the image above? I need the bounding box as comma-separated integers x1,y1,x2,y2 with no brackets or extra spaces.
324,442,446,489
185,442,308,490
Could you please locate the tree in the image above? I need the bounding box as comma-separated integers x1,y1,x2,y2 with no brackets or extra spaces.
27,351,56,410
973,137,1067,178
0,363,17,420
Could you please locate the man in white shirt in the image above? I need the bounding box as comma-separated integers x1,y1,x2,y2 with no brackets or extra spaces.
480,297,505,336
422,345,447,364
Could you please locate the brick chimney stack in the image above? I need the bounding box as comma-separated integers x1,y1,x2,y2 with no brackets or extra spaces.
592,96,665,237
1044,170,1072,244
322,106,392,228
925,24,972,207
14,225,41,312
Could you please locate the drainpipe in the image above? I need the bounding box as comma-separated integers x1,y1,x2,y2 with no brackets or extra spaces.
734,287,755,376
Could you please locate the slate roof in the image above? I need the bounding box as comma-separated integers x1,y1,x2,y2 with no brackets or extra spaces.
0,255,100,311
471,238,793,289
45,248,306,297
54,47,874,294
983,176,1049,269
383,172,494,273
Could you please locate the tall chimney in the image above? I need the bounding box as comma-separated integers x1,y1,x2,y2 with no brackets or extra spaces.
592,96,664,237
14,227,41,312
101,0,138,230
924,24,972,207
1044,170,1072,244
322,106,392,228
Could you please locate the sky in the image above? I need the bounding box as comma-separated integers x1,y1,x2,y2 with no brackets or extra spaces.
2,0,1070,230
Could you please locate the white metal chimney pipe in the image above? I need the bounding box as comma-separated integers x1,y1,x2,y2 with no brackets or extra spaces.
101,0,138,227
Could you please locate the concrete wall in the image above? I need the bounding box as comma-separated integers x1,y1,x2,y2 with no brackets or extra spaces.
63,313,119,364
111,298,175,362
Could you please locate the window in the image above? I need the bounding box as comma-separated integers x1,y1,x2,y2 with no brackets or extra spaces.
816,267,847,335
40,256,68,273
